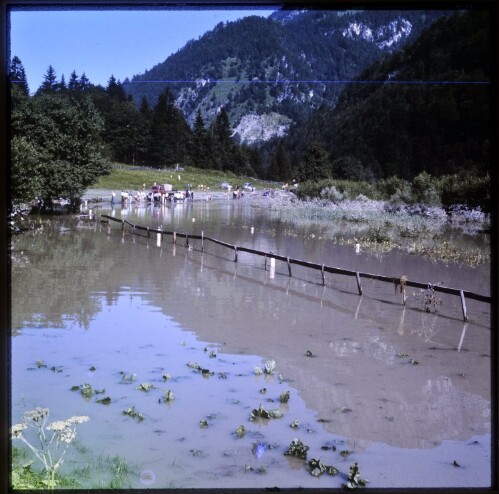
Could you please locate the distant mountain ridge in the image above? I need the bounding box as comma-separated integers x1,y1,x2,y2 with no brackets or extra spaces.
123,8,449,144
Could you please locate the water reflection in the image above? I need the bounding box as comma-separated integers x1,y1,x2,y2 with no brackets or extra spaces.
10,205,491,487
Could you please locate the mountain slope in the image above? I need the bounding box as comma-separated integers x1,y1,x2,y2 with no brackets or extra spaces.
286,10,490,179
123,9,448,143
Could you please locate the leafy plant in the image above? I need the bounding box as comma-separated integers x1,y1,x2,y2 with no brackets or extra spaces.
279,391,290,403
250,404,284,420
95,396,111,405
119,372,136,384
136,383,154,392
234,425,246,438
308,458,339,477
121,406,144,422
343,462,369,489
264,359,276,375
284,438,310,459
163,390,175,402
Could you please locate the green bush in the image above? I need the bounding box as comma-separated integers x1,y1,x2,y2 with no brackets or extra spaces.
375,176,412,201
411,171,441,205
438,172,490,211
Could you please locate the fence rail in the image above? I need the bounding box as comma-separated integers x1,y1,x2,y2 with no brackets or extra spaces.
100,214,492,321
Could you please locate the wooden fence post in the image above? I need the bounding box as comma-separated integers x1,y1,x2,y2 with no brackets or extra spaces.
321,264,325,285
173,232,176,244
234,246,238,262
287,256,292,276
460,290,468,322
355,272,363,296
201,231,204,252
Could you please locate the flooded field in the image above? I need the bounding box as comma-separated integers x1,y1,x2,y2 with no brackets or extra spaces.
10,198,492,488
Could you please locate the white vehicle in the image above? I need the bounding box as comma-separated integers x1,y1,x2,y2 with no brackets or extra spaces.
173,191,186,201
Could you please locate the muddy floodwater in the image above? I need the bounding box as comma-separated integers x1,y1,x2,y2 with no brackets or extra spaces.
11,198,492,488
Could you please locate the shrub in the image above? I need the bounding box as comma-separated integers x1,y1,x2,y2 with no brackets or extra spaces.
375,176,412,201
412,171,442,205
439,172,490,212
320,185,347,202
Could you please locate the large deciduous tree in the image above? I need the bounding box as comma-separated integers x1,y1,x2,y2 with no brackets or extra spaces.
11,93,111,210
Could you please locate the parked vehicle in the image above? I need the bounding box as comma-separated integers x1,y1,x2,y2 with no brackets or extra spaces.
173,191,186,201
243,182,254,191
219,182,231,189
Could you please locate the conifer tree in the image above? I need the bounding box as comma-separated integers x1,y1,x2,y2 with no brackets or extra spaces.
268,140,292,181
58,74,66,92
68,70,79,91
79,72,90,91
9,56,29,96
149,88,191,166
210,108,234,171
106,75,126,101
39,65,57,93
191,110,212,168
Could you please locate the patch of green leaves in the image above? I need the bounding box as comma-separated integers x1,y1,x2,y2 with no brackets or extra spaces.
284,438,310,459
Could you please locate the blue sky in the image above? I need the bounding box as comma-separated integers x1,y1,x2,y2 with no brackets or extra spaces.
9,8,274,94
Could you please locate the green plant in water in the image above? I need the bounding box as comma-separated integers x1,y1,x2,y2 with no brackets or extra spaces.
234,425,246,438
121,406,144,422
10,407,89,488
284,438,310,459
119,371,136,383
343,462,369,489
163,390,175,402
136,383,154,392
264,359,276,374
250,404,284,420
280,391,290,403
308,458,339,477
108,455,131,489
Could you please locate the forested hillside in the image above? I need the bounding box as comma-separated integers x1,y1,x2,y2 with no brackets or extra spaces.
123,9,447,140
286,10,490,181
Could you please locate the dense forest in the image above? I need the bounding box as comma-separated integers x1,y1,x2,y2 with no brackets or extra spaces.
8,9,491,214
285,10,490,180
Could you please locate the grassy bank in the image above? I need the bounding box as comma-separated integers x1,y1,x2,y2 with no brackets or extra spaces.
93,163,271,191
11,446,135,490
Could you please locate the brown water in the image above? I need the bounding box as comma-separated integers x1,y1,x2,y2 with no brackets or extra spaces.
11,199,492,488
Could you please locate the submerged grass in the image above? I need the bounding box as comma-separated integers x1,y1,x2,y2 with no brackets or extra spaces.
11,446,134,490
258,196,490,266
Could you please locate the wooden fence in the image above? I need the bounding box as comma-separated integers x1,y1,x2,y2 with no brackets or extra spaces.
99,214,492,322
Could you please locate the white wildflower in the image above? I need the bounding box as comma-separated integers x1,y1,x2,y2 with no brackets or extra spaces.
10,423,27,438
46,420,67,432
23,407,49,427
67,415,90,425
59,428,77,444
